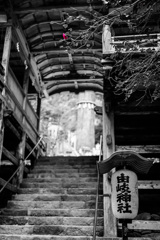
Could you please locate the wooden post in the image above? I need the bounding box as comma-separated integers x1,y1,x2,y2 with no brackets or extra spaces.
103,100,117,236
17,69,29,184
0,26,12,163
36,94,42,160
37,94,41,132
102,23,117,236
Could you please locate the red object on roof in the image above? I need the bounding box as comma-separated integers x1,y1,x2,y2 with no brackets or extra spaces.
63,33,68,40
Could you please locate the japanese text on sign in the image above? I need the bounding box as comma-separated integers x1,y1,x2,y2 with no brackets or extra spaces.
116,173,132,214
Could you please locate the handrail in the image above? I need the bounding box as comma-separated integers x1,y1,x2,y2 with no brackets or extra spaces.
93,135,103,240
0,136,43,194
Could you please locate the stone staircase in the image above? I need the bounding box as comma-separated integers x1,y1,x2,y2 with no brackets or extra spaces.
0,156,106,240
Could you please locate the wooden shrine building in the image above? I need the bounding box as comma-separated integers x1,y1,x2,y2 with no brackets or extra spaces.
0,0,160,238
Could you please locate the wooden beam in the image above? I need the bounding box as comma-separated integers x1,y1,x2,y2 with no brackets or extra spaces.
47,82,103,94
2,26,12,84
45,79,103,88
0,22,12,28
0,14,7,23
44,78,103,83
138,180,160,189
32,48,102,54
102,100,117,237
14,5,102,14
4,119,21,140
0,177,19,193
116,145,160,155
3,147,19,166
118,220,160,230
116,135,160,145
2,147,28,173
115,111,160,115
16,69,30,185
12,28,42,94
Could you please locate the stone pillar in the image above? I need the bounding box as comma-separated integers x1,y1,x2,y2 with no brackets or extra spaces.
76,90,95,153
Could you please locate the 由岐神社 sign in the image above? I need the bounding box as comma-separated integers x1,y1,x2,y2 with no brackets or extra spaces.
111,169,139,219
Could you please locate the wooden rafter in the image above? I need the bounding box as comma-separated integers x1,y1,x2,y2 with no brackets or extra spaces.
45,78,103,88
32,48,102,54
47,82,103,94
13,4,103,14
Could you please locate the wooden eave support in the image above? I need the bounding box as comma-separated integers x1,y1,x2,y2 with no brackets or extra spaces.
32,48,102,54
45,79,103,88
47,82,103,94
14,4,102,14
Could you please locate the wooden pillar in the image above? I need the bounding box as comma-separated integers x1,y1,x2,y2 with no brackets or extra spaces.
37,94,41,132
102,23,117,236
0,26,12,163
103,100,117,237
17,69,29,184
36,94,42,159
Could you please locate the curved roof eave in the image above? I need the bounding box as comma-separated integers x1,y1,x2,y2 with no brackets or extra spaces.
11,0,105,95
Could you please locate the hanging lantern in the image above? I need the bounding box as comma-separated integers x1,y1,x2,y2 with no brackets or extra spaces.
111,169,139,219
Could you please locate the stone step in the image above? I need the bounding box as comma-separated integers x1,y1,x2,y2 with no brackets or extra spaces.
36,161,97,166
0,156,104,239
0,216,103,226
23,178,99,183
0,225,103,236
34,165,97,169
38,156,98,163
13,194,103,202
30,169,97,173
0,235,122,240
7,200,103,209
20,182,101,188
19,187,103,195
28,173,98,178
0,208,104,217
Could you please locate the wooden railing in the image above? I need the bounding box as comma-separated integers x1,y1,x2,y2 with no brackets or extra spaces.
0,67,45,194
